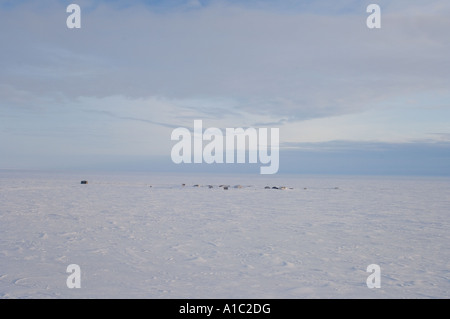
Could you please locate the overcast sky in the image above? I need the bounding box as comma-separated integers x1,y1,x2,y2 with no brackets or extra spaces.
0,0,449,174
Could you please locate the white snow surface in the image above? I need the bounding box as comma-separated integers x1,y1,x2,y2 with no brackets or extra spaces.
0,171,449,299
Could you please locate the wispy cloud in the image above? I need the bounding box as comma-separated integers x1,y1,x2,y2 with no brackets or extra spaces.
2,1,450,119
0,0,449,171
82,108,182,129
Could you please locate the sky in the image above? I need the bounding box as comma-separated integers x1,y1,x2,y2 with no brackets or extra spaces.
0,0,449,175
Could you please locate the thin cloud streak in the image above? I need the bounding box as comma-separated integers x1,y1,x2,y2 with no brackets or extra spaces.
0,0,449,172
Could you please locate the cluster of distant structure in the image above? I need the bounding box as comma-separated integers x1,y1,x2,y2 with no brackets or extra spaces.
80,180,293,189
80,180,340,190
181,184,293,190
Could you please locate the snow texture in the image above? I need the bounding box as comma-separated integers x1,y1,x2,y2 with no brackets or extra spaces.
0,171,449,298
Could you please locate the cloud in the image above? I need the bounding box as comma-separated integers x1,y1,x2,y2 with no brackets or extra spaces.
0,0,449,170
279,140,450,176
2,1,449,118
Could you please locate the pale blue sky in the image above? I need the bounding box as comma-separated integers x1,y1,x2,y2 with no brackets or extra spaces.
0,0,449,174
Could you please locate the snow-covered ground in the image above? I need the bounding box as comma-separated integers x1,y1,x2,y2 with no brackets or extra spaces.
0,170,449,298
